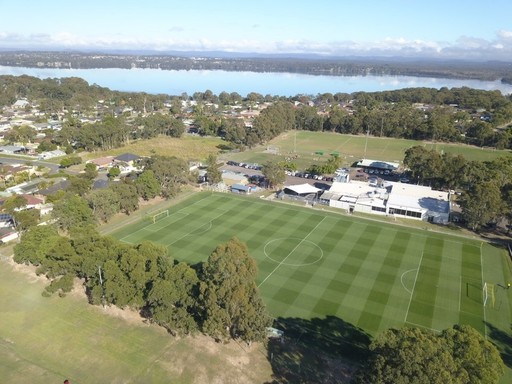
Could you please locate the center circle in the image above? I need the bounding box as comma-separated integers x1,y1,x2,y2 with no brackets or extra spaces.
264,237,324,267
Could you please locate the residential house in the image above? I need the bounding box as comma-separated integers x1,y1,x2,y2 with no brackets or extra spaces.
87,156,114,170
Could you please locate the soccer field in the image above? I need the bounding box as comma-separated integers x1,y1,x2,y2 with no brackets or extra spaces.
113,192,502,336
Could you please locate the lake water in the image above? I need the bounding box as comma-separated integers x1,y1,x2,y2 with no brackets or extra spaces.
1,65,512,97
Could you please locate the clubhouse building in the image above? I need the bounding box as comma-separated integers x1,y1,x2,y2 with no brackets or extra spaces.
318,174,451,224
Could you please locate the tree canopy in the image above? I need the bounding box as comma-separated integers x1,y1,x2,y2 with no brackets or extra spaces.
199,237,271,343
262,160,286,189
356,325,504,384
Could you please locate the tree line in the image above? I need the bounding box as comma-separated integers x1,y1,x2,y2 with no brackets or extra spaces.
403,146,512,231
14,224,271,343
2,75,512,154
1,51,511,82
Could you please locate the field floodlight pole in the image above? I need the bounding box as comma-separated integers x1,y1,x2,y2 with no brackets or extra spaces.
98,265,103,286
98,265,105,308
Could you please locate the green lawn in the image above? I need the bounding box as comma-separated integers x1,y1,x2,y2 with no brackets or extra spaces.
0,251,271,383
224,131,511,169
113,193,510,339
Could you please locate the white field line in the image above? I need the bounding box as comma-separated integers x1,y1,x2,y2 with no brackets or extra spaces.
118,194,216,242
404,320,441,333
258,217,327,288
404,251,424,323
459,275,462,312
143,212,189,232
480,241,487,340
400,269,417,295
166,210,229,247
406,296,479,318
119,212,188,241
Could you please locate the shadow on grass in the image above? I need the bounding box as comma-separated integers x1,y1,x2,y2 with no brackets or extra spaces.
485,322,512,369
264,315,371,384
217,143,235,151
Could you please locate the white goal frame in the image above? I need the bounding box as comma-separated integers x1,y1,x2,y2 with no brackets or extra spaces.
150,210,169,224
483,282,495,308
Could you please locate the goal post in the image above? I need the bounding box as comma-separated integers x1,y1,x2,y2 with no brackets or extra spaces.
483,282,495,308
145,209,169,224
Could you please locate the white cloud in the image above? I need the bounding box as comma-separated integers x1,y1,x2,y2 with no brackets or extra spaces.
497,30,512,39
168,26,184,33
1,30,512,60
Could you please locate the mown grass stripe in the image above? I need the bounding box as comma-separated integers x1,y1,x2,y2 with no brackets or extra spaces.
110,192,491,338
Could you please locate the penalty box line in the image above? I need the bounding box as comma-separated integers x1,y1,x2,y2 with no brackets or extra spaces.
118,194,216,243
258,216,327,288
166,209,229,247
119,212,189,242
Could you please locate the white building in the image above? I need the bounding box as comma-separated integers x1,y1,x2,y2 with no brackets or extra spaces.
322,179,450,224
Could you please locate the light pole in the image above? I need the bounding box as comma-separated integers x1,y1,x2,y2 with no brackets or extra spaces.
98,265,105,308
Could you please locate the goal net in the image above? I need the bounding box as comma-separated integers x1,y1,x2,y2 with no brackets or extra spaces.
146,210,169,224
483,282,495,308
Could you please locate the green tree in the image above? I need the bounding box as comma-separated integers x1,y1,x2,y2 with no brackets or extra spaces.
12,209,40,232
13,225,61,266
147,262,200,336
135,170,161,200
52,194,95,231
1,194,28,214
356,325,504,384
199,237,271,343
295,105,323,131
459,181,503,231
87,188,120,222
37,236,80,279
403,146,443,184
144,156,189,198
262,161,286,189
59,155,82,168
67,174,94,196
205,154,222,185
221,118,247,146
107,166,121,180
111,182,139,214
83,162,98,180
4,125,36,144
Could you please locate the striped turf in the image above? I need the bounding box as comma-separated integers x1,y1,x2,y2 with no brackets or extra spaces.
112,192,486,336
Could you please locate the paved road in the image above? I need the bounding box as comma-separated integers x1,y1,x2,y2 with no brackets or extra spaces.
0,156,61,174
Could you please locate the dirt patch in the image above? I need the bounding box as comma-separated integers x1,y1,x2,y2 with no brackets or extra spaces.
95,304,149,326
2,257,47,285
185,335,271,384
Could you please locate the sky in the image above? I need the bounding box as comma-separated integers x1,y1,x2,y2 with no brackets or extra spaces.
1,0,512,60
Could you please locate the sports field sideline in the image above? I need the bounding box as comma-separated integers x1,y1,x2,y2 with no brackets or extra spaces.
112,192,511,337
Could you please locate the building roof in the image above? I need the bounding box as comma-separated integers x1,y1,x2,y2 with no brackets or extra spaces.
329,180,387,198
114,153,140,162
326,179,449,215
37,180,70,196
284,183,321,195
387,183,449,213
88,156,114,167
231,183,250,192
0,145,25,152
19,194,44,206
357,159,400,170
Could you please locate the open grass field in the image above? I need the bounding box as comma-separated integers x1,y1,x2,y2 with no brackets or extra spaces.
113,192,511,340
224,131,511,169
0,256,272,384
2,192,511,383
80,135,225,162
